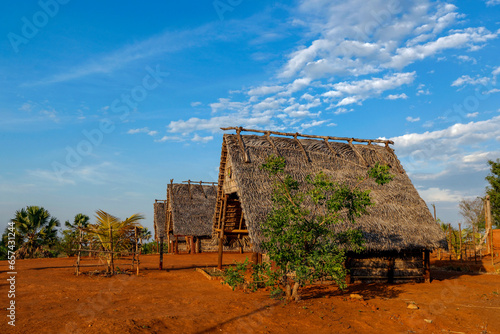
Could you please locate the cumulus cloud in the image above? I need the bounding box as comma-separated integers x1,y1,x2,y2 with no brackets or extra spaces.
192,134,213,143
323,72,415,106
386,93,408,100
451,75,490,87
406,116,420,122
127,127,157,136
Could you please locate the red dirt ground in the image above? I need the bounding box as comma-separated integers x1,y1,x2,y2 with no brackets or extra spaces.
1,253,500,334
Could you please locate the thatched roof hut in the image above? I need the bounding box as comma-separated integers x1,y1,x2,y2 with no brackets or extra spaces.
167,181,217,237
153,200,167,241
213,127,446,282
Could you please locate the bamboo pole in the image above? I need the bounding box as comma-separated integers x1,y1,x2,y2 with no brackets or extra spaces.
159,236,164,270
218,194,228,270
109,226,114,274
76,229,82,276
135,227,140,276
458,223,463,261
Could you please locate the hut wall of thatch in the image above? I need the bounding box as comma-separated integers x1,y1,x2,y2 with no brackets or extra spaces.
213,129,447,281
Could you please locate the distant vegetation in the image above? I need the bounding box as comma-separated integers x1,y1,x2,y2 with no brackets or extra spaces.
1,207,148,260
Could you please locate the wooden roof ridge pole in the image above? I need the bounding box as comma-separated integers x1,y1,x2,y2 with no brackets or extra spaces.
348,138,368,166
181,180,217,185
294,133,311,162
264,131,280,156
236,127,250,163
220,126,394,146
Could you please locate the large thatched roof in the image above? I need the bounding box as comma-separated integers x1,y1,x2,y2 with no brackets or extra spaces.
222,132,446,253
168,182,217,236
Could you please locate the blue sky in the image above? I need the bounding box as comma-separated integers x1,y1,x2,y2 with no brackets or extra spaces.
1,0,499,233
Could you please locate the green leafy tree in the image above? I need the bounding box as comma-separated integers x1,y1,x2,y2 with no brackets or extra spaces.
260,157,392,301
486,159,500,228
10,206,60,258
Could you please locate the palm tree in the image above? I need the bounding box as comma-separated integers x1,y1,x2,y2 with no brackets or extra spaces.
139,227,152,241
89,210,144,252
65,213,90,231
11,206,60,258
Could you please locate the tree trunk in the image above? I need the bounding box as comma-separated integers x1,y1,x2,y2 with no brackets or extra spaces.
291,282,300,301
285,284,292,301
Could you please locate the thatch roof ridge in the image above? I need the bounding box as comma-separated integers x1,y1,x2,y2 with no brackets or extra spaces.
168,182,217,236
222,133,446,253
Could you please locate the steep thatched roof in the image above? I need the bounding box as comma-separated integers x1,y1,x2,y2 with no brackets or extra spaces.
168,182,217,236
222,132,446,253
154,200,167,240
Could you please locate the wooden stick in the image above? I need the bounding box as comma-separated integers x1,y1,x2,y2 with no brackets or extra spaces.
76,229,82,276
458,223,463,261
109,226,114,274
424,250,431,283
264,131,280,156
236,127,250,163
220,126,394,145
294,133,311,162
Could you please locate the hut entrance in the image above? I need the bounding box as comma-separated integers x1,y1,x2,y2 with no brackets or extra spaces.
216,192,248,269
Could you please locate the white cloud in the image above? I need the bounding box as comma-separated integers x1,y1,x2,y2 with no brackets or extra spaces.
406,116,420,122
210,98,248,113
154,136,184,143
324,72,415,106
334,107,354,115
248,85,284,96
466,112,479,118
386,93,408,100
127,127,157,136
418,187,464,202
191,134,213,143
451,75,490,87
191,101,202,107
492,66,500,76
456,55,477,64
485,0,500,6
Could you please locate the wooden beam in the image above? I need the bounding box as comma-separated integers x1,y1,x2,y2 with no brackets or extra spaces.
199,181,206,198
264,131,280,156
424,250,431,283
220,126,394,146
349,139,368,166
294,133,311,162
236,127,250,163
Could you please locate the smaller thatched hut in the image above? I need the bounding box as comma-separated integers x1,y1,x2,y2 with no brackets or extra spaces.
154,180,217,253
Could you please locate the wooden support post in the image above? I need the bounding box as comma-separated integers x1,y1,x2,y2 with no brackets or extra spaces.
251,252,262,265
109,226,114,275
458,223,463,261
159,236,164,270
387,257,395,284
345,257,352,285
190,236,195,255
485,195,494,264
175,235,179,254
196,237,201,253
448,223,452,261
217,236,224,270
217,194,228,270
424,250,431,283
76,229,82,276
